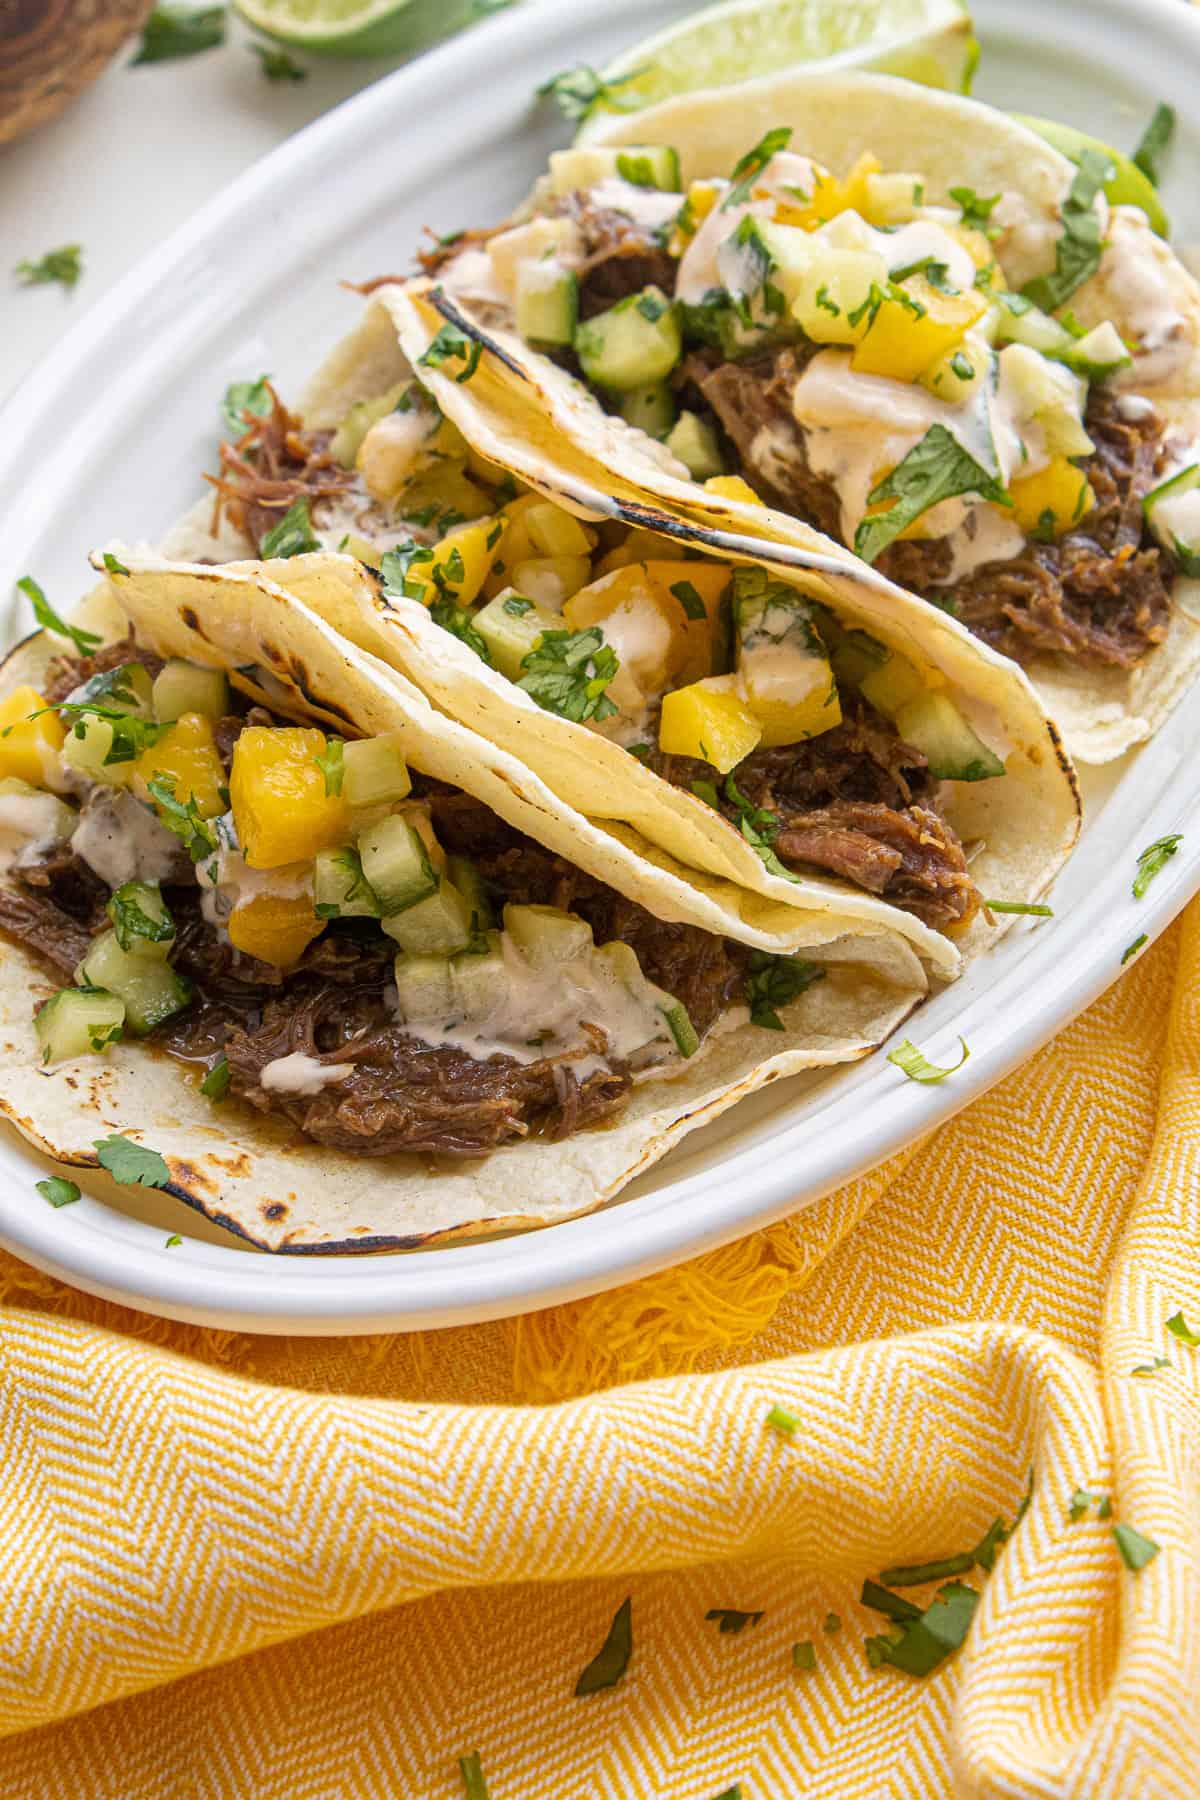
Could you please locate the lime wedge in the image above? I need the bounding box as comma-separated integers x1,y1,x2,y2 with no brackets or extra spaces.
575,0,978,142
233,0,479,57
1012,115,1168,238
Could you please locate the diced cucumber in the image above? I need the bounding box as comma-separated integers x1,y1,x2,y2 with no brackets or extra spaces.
106,881,175,957
574,288,682,393
859,652,929,717
592,939,644,990
313,847,383,920
664,410,724,479
60,714,131,787
447,855,492,929
449,935,507,1021
515,259,579,349
503,903,593,967
472,592,557,682
392,953,455,1024
548,145,681,195
893,693,1006,781
1144,463,1200,575
77,929,192,1033
152,660,230,724
330,381,412,468
998,345,1091,456
991,298,1074,357
523,505,595,559
35,985,125,1063
811,607,889,690
618,383,677,439
1058,320,1131,380
342,734,412,810
357,814,438,915
382,878,474,954
660,996,699,1058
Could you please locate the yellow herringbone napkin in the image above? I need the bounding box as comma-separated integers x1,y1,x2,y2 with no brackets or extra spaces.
0,902,1197,1799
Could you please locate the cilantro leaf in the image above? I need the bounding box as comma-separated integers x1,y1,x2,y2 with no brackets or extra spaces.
430,598,492,665
886,1036,970,1083
766,1403,800,1437
536,64,645,123
1022,150,1113,314
1113,1522,1159,1572
164,1233,183,1248
824,1613,841,1634
705,1608,764,1635
670,580,708,622
102,552,130,577
1130,1355,1170,1376
721,773,799,883
864,1579,979,1677
878,1552,975,1587
792,1640,816,1670
15,245,83,290
575,1596,632,1695
108,883,174,953
17,575,101,657
379,540,436,604
724,127,792,210
418,322,482,384
1122,932,1148,965
517,628,619,723
1165,1310,1200,1348
200,1056,231,1102
1133,833,1181,899
250,42,306,81
93,1134,172,1189
314,737,344,798
984,899,1053,917
131,4,226,63
948,186,1000,233
458,1751,489,1799
854,425,1011,565
147,776,219,862
220,374,272,439
1132,103,1175,186
745,950,824,1030
37,1177,81,1208
260,497,320,559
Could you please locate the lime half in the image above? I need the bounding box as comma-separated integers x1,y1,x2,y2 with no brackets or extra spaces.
1013,115,1169,238
575,0,978,142
233,0,479,57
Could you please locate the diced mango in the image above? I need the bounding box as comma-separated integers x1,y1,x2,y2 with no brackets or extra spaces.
227,890,324,969
564,564,690,693
790,248,890,346
404,518,501,610
642,559,731,681
230,727,350,870
659,675,762,773
1009,458,1096,537
480,493,551,597
511,556,592,606
862,171,923,227
744,663,841,747
0,686,64,789
775,153,880,231
593,526,673,576
669,180,719,256
851,275,988,383
860,650,944,717
522,503,597,559
704,475,764,507
392,463,494,528
133,712,226,818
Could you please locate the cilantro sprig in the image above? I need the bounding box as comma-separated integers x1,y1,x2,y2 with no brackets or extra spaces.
1132,103,1175,186
220,374,272,439
147,776,219,862
517,627,619,723
16,575,101,657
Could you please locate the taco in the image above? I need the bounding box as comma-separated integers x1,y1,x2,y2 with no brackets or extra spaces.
370,72,1200,762
0,556,926,1251
186,297,1079,980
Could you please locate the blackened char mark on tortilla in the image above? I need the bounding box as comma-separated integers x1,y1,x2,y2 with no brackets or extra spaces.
647,705,978,933
549,193,679,320
885,390,1173,671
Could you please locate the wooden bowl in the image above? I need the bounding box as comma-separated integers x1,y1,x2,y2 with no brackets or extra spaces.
1,0,158,146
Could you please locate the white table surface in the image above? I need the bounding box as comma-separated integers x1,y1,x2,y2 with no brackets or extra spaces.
1,18,422,403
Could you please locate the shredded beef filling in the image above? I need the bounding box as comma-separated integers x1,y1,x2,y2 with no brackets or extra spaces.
646,703,978,933
0,655,752,1157
693,348,1173,672
548,193,678,320
211,385,356,549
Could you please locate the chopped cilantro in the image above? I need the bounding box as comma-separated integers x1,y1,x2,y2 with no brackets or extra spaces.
261,498,320,559
860,1580,921,1624
886,1036,969,1083
101,552,130,577
705,1608,764,1635
1113,1522,1159,1572
164,1233,183,1248
1132,103,1175,186
314,737,345,798
626,742,651,762
250,42,306,81
879,1553,974,1587
766,1403,800,1437
948,186,1000,233
575,1596,632,1695
37,1177,81,1209
220,375,272,439
536,64,645,123
1022,150,1113,314
950,350,975,381
131,4,226,64
792,1640,816,1670
745,950,824,1030
1130,1355,1169,1376
863,1579,979,1678
108,884,174,953
1068,1489,1112,1522
984,899,1053,917
823,1613,841,1634
458,1751,489,1799
815,284,840,317
200,1056,231,1102
502,595,533,616
379,540,436,603
691,778,721,808
147,776,219,862
1122,933,1148,965
1032,507,1059,545
517,628,618,723
670,580,707,621
418,321,482,384
971,1518,1010,1572
724,127,792,209
1165,1310,1200,1348
1133,834,1181,899
855,425,1011,564
16,574,101,657
430,597,492,664
15,245,83,290
93,1135,172,1189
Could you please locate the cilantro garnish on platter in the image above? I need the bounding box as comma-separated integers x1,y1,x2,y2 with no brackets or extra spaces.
575,1596,632,1695
15,245,83,291
131,3,226,64
1132,833,1181,899
37,1177,81,1209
